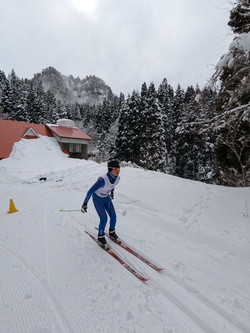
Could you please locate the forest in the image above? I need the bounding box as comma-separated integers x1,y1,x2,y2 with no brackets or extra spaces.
0,0,249,187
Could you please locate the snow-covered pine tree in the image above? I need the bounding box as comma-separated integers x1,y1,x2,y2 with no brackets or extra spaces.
196,87,218,182
56,100,68,120
115,90,141,163
32,81,47,124
94,99,120,161
212,104,250,186
25,83,37,123
0,72,11,117
126,90,142,164
228,0,250,34
139,82,167,172
211,0,250,186
0,71,8,105
44,89,59,123
137,82,149,167
115,96,131,162
157,78,174,158
169,84,185,175
1,70,28,121
173,86,198,179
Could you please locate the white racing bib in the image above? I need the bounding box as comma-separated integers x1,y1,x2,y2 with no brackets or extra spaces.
95,174,120,197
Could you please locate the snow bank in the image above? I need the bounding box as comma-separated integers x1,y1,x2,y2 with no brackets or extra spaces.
0,135,250,333
0,136,92,180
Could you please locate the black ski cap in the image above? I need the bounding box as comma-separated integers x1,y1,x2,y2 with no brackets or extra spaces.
108,160,120,170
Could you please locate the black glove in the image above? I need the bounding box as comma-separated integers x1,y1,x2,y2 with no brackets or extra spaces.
81,203,87,213
110,192,114,200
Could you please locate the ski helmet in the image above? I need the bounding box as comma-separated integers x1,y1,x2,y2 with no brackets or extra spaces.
108,160,120,171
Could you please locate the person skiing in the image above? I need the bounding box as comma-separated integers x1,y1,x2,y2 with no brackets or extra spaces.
81,160,121,248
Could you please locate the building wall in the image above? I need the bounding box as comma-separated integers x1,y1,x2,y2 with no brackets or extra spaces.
60,143,88,159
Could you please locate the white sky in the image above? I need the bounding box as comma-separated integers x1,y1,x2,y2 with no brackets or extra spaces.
0,0,233,96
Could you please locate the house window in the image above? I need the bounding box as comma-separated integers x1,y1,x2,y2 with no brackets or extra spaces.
69,143,82,153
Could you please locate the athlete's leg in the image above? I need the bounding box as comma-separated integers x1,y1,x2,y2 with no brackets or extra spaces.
105,197,117,230
92,196,108,235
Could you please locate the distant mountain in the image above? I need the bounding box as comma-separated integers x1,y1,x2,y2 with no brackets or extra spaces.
32,67,115,105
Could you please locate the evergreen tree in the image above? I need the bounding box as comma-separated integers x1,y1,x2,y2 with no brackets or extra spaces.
96,131,111,162
2,70,28,121
169,84,185,175
157,78,174,155
196,87,218,182
228,0,250,34
177,86,199,179
0,73,11,116
212,104,250,186
80,104,96,127
56,100,68,120
211,0,250,186
31,81,47,123
115,93,138,162
115,100,129,161
138,82,167,172
137,82,149,165
94,99,120,161
117,93,125,111
44,90,59,123
175,85,218,182
94,99,113,133
125,90,142,163
26,83,37,123
0,71,8,100
0,71,9,118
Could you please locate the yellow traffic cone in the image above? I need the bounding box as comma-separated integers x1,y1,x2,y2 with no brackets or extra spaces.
7,199,19,214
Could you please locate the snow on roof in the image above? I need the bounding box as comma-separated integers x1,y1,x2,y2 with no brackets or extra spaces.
0,120,91,159
47,125,91,140
0,119,53,159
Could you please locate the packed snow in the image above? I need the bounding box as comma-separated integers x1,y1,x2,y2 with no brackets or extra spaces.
0,136,250,333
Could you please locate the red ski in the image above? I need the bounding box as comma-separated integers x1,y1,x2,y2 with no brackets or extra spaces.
95,227,164,272
85,231,149,282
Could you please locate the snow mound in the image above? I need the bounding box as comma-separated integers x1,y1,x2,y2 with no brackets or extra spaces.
0,134,250,333
0,136,88,180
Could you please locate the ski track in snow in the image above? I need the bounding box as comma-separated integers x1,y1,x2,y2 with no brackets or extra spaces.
2,182,249,333
116,184,250,333
1,138,250,333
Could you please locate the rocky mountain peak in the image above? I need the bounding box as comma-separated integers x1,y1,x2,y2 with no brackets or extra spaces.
32,66,114,105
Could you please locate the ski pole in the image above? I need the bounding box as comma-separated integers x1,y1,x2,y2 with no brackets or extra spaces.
59,209,81,212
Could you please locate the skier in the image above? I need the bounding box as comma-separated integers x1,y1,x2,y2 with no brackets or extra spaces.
81,160,121,248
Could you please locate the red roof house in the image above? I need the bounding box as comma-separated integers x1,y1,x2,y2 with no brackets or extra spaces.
0,119,91,160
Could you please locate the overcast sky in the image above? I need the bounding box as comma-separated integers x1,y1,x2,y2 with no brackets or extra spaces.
1,0,233,96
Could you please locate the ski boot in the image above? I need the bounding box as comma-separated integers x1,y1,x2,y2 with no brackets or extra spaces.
109,229,122,244
98,235,109,250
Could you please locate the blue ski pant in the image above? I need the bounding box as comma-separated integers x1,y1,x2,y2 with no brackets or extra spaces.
92,194,117,236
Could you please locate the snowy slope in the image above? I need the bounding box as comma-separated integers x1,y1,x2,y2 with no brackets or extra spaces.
0,137,250,333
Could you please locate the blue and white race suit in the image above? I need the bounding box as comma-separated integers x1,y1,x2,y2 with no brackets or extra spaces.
83,172,120,235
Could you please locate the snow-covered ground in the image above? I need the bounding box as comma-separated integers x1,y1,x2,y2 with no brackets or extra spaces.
0,136,249,333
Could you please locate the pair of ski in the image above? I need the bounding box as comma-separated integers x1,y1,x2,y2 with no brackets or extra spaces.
85,229,163,282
